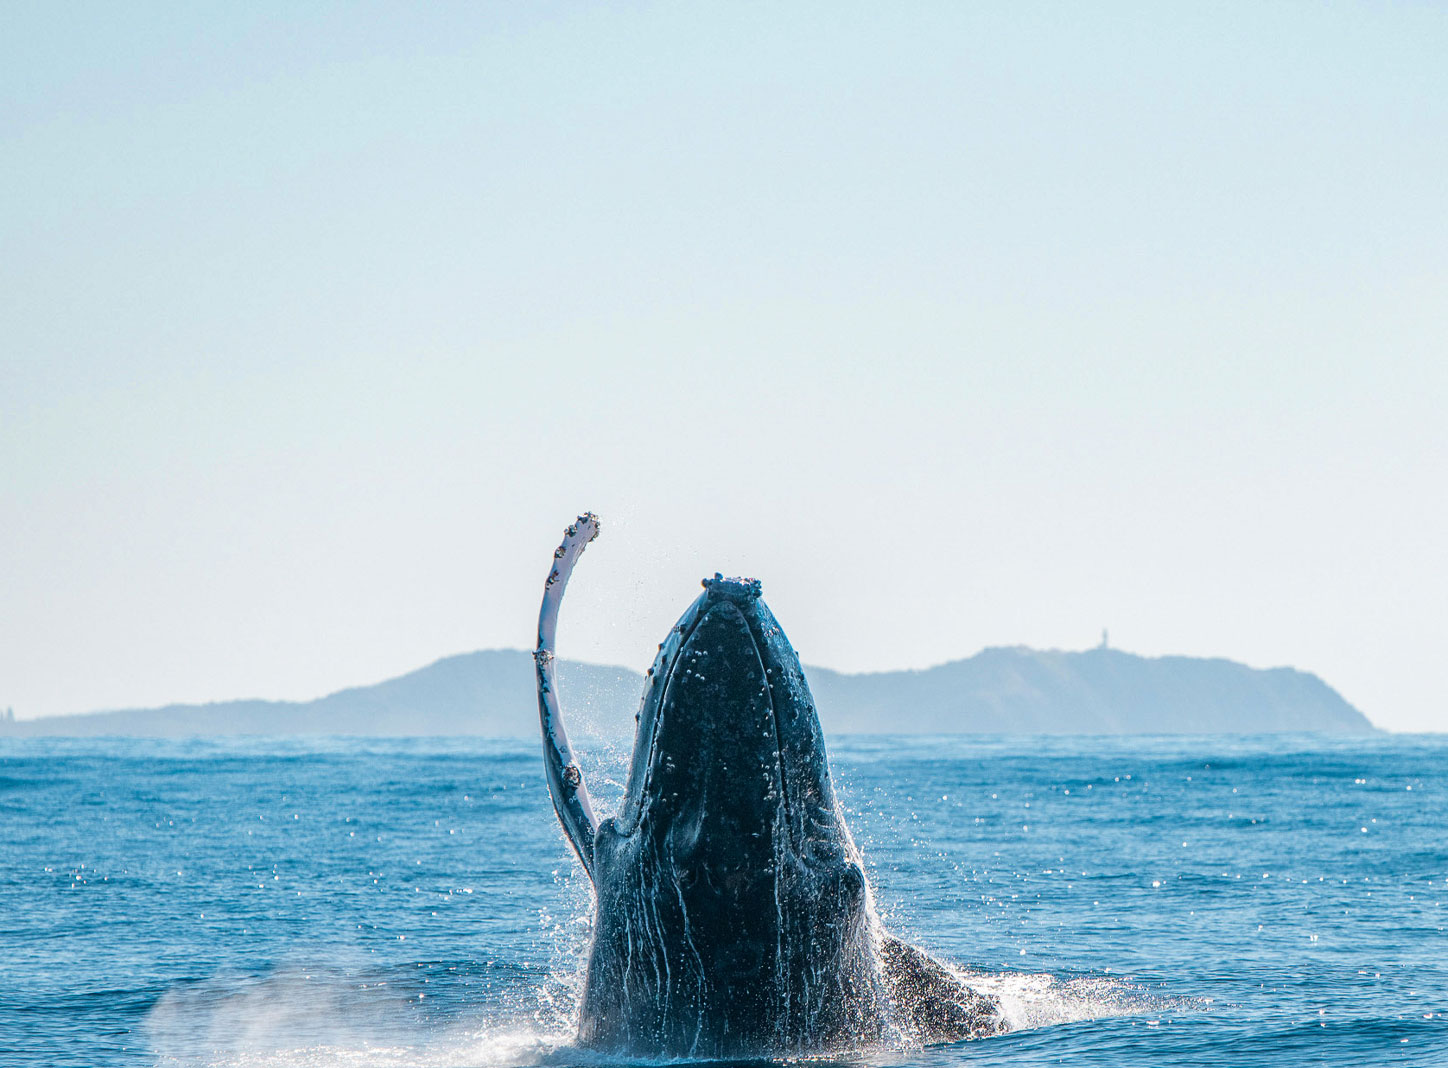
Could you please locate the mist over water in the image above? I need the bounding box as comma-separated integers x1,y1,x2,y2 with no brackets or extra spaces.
3,734,1444,1067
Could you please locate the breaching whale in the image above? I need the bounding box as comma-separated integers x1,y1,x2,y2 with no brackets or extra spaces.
534,514,1003,1058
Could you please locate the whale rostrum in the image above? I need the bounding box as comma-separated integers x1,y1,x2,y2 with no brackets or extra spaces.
533,515,1004,1057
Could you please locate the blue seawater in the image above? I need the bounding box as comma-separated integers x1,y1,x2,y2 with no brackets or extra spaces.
2,734,1444,1067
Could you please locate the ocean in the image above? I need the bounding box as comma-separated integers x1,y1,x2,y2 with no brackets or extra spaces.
2,734,1444,1067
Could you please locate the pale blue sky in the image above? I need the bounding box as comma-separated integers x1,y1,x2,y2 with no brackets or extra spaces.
3,4,1445,731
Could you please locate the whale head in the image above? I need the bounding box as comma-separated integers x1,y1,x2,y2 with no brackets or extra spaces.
579,575,880,1056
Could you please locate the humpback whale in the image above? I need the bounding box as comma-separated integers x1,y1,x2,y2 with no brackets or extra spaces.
534,515,1003,1058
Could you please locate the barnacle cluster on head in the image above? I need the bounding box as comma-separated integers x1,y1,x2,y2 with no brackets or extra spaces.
701,572,763,604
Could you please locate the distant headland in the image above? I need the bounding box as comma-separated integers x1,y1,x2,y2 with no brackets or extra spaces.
0,645,1374,737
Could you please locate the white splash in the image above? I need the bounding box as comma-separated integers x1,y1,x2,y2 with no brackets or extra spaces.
959,967,1178,1032
145,963,574,1068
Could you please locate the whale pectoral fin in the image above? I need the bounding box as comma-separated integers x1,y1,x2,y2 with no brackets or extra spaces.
535,514,602,879
880,934,1006,1043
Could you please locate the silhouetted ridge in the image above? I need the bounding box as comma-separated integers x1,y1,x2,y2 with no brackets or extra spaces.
1,646,1374,736
0,651,638,739
803,646,1372,734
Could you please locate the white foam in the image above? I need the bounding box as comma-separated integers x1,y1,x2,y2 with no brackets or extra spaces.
960,968,1178,1032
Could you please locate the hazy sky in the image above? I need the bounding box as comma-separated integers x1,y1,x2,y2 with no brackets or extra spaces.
4,4,1445,732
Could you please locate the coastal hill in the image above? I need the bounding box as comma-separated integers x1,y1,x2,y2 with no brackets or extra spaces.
805,646,1373,734
1,646,1374,737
